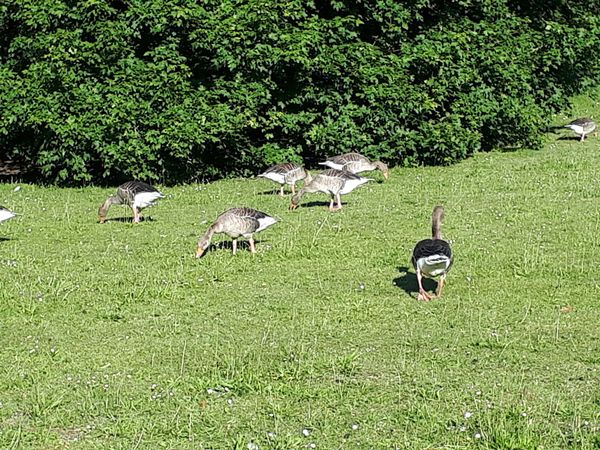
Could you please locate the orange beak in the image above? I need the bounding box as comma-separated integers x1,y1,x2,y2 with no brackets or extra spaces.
289,203,298,211
98,215,106,224
383,171,389,180
195,247,205,258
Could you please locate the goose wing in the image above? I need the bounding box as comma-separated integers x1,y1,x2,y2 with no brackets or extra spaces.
117,181,162,202
327,153,367,164
226,207,277,233
412,239,453,276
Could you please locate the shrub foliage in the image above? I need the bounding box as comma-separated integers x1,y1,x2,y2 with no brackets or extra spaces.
1,0,599,183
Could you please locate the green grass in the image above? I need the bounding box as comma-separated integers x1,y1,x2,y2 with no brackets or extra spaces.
1,96,600,449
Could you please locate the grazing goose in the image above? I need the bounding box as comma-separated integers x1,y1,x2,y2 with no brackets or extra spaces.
289,169,370,211
0,206,16,223
565,118,596,142
319,152,389,179
196,207,277,258
411,206,453,301
98,181,164,224
258,163,312,196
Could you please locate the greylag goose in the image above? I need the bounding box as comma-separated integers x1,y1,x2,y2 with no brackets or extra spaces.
258,163,312,196
289,169,370,211
0,206,16,223
411,206,453,301
98,181,164,223
196,207,277,258
319,153,389,179
565,118,596,142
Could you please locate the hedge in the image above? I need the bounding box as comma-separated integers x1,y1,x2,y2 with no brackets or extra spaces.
1,0,598,184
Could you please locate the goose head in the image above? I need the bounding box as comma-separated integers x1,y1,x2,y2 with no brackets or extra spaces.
195,237,210,258
289,192,302,210
98,195,119,223
374,161,389,179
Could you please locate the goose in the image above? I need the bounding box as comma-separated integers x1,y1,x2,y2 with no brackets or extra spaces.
289,169,371,211
319,153,389,179
565,118,596,142
0,206,16,223
258,163,312,196
196,207,277,258
98,181,164,224
411,206,453,301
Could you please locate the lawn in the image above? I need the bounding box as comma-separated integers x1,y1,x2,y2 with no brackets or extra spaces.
1,93,599,449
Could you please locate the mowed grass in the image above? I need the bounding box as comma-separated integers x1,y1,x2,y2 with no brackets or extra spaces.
1,100,600,449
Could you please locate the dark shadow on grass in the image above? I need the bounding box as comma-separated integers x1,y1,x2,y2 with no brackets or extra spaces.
256,189,280,196
294,200,333,209
556,136,584,142
393,266,437,298
197,239,264,257
101,216,155,223
0,236,12,242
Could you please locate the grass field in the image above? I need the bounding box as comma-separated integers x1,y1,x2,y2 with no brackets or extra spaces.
1,94,600,449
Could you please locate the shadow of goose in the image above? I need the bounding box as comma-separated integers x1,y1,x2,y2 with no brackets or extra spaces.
393,266,437,297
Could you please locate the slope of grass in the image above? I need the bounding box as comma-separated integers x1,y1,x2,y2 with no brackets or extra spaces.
0,95,599,448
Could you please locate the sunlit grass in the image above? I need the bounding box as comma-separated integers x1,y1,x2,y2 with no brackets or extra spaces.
0,94,599,448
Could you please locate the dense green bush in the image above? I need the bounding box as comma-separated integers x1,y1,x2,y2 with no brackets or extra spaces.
0,0,599,184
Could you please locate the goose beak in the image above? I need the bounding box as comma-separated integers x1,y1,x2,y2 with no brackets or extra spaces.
383,171,389,180
289,203,298,211
98,215,106,224
195,247,205,258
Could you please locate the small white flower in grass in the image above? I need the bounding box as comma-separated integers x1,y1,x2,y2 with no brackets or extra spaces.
474,432,481,439
14,186,21,192
267,432,275,439
151,384,157,390
475,390,481,396
226,398,234,406
308,443,316,449
351,423,359,431
207,388,214,394
464,412,472,419
302,428,311,437
459,426,466,432
359,283,365,290
520,412,527,417
247,442,259,450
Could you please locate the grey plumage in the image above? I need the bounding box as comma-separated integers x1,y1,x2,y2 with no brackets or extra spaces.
196,207,277,257
565,118,596,142
289,169,371,211
98,181,164,223
319,153,389,179
411,206,453,301
258,163,311,196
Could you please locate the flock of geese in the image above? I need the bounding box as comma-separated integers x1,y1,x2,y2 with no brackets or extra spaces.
0,119,594,301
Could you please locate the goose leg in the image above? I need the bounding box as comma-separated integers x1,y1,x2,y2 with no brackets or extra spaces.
279,185,285,197
435,274,446,298
328,196,335,211
132,207,141,223
232,238,238,255
249,237,256,254
291,184,296,195
416,269,432,301
581,134,585,142
335,193,343,210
